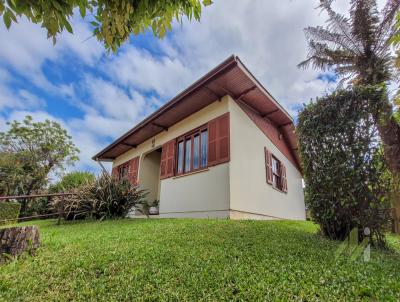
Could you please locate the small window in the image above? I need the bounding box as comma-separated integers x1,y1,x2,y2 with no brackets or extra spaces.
271,156,282,190
118,163,129,180
176,126,208,175
265,147,287,193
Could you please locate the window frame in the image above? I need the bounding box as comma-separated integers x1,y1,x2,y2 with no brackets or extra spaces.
175,124,208,176
271,155,283,191
118,162,130,180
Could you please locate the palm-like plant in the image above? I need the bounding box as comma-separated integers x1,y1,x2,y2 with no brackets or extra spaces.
299,0,399,85
299,0,400,224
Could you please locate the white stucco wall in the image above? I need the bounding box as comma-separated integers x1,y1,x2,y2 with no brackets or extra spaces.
111,94,304,220
113,96,230,217
159,163,230,217
139,151,161,203
228,97,306,220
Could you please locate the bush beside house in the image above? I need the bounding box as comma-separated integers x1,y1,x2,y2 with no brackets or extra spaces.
297,86,392,247
63,174,148,220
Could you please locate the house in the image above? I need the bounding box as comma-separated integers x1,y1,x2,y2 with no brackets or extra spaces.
93,55,305,220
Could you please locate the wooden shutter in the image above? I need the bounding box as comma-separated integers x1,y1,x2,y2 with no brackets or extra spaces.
264,147,273,184
208,113,230,166
160,139,175,179
281,163,288,193
128,156,140,185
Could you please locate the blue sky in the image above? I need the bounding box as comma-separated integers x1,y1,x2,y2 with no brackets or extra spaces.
0,0,346,177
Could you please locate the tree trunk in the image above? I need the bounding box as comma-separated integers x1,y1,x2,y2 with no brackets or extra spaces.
0,226,40,263
376,99,400,233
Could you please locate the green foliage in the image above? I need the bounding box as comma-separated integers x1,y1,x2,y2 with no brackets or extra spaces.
298,86,393,247
63,174,148,220
299,0,399,85
21,197,53,219
300,1,400,197
49,171,95,193
0,202,21,225
0,0,213,52
0,219,399,300
0,116,79,215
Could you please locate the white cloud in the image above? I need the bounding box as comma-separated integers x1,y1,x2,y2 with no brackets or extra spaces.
105,47,193,97
57,18,103,66
99,0,339,116
0,84,46,111
162,0,330,114
84,76,154,121
0,16,103,92
69,114,133,139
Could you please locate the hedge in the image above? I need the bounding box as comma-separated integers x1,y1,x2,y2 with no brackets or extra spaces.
0,202,21,225
297,86,392,247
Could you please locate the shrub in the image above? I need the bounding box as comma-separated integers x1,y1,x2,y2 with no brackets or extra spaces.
0,202,21,225
22,197,53,219
63,174,148,220
297,86,392,247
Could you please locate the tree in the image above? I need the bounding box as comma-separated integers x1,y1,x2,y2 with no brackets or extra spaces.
0,116,79,215
49,171,95,193
298,0,400,232
0,0,213,52
297,86,392,247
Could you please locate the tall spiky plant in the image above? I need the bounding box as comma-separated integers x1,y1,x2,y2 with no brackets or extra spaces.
299,0,400,233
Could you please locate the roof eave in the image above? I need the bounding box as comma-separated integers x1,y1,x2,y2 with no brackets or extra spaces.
92,55,239,161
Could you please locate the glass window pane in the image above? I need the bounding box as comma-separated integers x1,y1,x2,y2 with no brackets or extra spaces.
201,130,208,168
185,138,191,173
272,158,278,174
193,135,199,169
177,141,184,173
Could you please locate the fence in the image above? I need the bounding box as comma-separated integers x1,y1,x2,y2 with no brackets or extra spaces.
0,193,76,225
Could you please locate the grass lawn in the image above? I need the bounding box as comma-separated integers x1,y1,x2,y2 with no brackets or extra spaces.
0,219,399,301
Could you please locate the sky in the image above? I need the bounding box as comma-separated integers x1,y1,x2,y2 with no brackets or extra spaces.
0,0,365,176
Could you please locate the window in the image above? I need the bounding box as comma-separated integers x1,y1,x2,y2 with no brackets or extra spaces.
201,130,208,168
185,138,191,173
118,163,129,180
160,113,229,179
176,126,208,175
271,156,282,190
193,134,199,169
265,147,287,193
177,141,184,174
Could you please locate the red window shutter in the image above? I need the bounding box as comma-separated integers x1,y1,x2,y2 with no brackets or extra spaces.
166,140,175,177
281,163,288,192
128,156,140,185
264,147,273,184
160,139,175,179
208,118,218,165
208,113,230,166
218,113,230,162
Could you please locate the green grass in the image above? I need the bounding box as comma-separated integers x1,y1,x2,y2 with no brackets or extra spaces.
0,219,399,301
